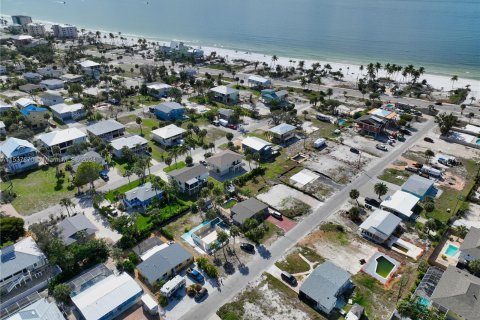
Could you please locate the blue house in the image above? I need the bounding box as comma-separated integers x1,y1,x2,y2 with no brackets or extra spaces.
261,89,288,104
401,174,436,200
0,137,39,173
20,104,48,117
151,102,185,121
123,182,163,208
20,104,50,128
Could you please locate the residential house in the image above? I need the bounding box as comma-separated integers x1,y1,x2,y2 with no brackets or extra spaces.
14,98,35,109
192,217,227,253
0,137,38,173
37,128,87,158
147,83,172,98
168,164,209,195
261,89,288,104
368,108,397,124
78,60,101,79
207,149,243,177
230,197,268,226
110,135,148,158
50,103,85,122
242,136,273,160
247,75,271,88
218,108,235,123
123,182,163,209
0,121,6,135
71,272,143,320
0,237,49,296
38,66,64,78
137,243,193,286
151,124,185,147
381,190,420,220
12,35,34,48
299,261,352,315
268,123,296,144
345,304,364,320
39,91,64,107
60,73,83,83
39,79,64,90
86,119,125,141
20,105,49,128
26,23,46,37
52,24,78,39
4,297,65,320
19,83,44,93
459,227,480,264
22,72,43,83
58,215,98,246
401,174,435,200
71,151,106,172
359,209,402,243
0,103,14,115
210,85,239,104
355,114,387,136
151,101,185,121
430,266,480,320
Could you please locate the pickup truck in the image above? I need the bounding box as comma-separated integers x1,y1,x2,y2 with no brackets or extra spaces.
187,268,205,283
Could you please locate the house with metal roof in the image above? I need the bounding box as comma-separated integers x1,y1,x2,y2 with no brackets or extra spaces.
123,182,163,208
381,190,420,220
136,243,193,286
401,174,435,200
299,261,352,315
50,103,85,122
37,128,87,158
207,150,244,177
230,197,268,226
151,101,185,121
168,164,209,195
210,85,239,104
39,91,64,107
459,227,480,264
22,72,42,83
0,137,38,173
77,60,101,79
71,151,106,172
14,98,35,109
86,119,125,141
147,82,173,98
247,75,271,88
151,124,186,146
368,108,397,121
355,114,387,136
110,135,148,158
4,297,65,320
39,79,64,90
268,123,296,143
71,272,142,320
260,89,288,104
60,73,83,83
20,104,49,129
18,83,44,93
242,136,273,160
359,209,402,243
57,215,98,246
218,108,235,122
430,266,480,320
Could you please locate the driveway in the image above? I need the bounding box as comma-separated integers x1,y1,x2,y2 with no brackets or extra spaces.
266,215,296,233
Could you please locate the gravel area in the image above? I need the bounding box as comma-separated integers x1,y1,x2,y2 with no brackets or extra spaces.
257,184,321,211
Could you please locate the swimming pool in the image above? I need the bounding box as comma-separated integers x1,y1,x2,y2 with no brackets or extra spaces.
476,138,480,145
444,244,459,257
338,119,347,126
418,297,430,307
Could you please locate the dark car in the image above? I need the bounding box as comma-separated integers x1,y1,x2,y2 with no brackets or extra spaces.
194,287,208,302
424,137,434,143
200,160,208,166
281,272,297,286
399,128,411,135
350,147,360,154
364,197,380,208
226,123,238,130
99,170,109,181
240,242,255,254
187,268,205,283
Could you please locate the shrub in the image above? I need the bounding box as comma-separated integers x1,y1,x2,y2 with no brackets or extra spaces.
127,252,140,265
122,260,135,274
160,228,174,240
158,295,168,307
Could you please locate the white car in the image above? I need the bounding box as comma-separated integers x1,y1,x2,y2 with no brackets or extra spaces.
269,208,283,220
376,144,388,151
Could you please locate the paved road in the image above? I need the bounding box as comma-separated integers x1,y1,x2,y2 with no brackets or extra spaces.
181,117,435,320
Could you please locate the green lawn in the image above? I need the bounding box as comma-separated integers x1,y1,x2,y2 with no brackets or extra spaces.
105,176,149,202
135,214,153,231
1,165,75,215
163,161,186,173
275,252,310,274
126,118,159,136
351,273,397,319
378,168,412,185
259,221,283,243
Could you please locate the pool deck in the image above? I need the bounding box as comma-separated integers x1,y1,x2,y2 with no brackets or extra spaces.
433,236,463,268
362,251,401,285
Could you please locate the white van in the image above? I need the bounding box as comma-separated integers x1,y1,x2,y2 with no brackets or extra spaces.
219,119,228,127
141,294,159,315
160,275,186,297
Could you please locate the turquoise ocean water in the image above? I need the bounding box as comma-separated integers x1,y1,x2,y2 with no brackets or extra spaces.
1,0,479,79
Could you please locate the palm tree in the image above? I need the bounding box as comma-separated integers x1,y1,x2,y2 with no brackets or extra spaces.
349,189,360,206
124,169,132,183
373,182,388,200
60,198,74,216
217,230,230,260
135,117,143,136
271,55,278,68
451,75,458,89
425,149,434,164
230,226,241,247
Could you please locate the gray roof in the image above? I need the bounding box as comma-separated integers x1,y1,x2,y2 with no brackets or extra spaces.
218,108,234,117
40,79,64,86
207,150,242,168
137,243,192,284
299,261,351,312
401,174,434,196
231,198,268,225
359,209,401,240
268,123,296,135
430,266,480,319
86,119,125,136
58,215,97,245
6,298,65,320
0,237,46,281
0,137,36,158
71,150,105,172
168,164,208,183
124,182,162,202
460,227,480,260
153,101,184,113
110,135,148,151
132,237,164,256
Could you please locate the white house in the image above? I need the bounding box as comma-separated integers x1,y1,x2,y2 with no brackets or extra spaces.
50,103,86,121
380,190,420,220
37,127,87,158
0,137,38,172
147,83,173,98
61,73,83,83
111,135,148,158
14,97,35,109
40,78,64,90
359,209,402,243
78,60,101,79
247,75,271,88
39,91,64,106
151,124,185,147
37,66,64,78
210,85,239,104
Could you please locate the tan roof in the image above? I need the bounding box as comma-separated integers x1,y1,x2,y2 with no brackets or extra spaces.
207,150,242,167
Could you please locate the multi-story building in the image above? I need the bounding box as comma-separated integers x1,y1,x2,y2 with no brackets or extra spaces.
52,24,78,39
0,137,38,173
37,128,87,158
11,15,32,30
26,23,46,37
110,135,148,158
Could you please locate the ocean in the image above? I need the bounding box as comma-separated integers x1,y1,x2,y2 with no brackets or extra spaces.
2,0,479,79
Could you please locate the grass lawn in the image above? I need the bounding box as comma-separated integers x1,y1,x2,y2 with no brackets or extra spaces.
319,223,349,246
221,199,237,209
117,114,138,125
1,165,75,215
163,161,186,173
378,168,412,185
298,246,325,265
351,273,397,319
275,252,310,274
135,214,153,232
126,118,159,136
259,221,283,244
104,176,151,202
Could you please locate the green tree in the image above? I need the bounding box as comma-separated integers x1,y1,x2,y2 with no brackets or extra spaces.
60,197,74,216
425,149,435,164
135,116,143,136
53,283,71,304
230,225,241,246
217,230,230,259
469,259,480,276
74,162,102,191
185,155,193,166
0,216,25,245
437,112,458,135
349,189,360,206
374,182,388,200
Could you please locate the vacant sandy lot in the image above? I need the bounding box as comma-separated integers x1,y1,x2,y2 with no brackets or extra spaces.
257,184,321,210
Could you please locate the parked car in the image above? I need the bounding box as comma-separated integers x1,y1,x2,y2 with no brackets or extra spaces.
364,197,380,208
269,208,283,220
187,268,205,283
376,144,388,151
240,242,255,254
200,160,208,166
413,162,423,168
194,287,208,302
350,147,360,154
424,137,434,143
405,166,419,173
212,120,220,126
226,123,238,130
399,128,411,135
99,170,109,181
281,271,297,286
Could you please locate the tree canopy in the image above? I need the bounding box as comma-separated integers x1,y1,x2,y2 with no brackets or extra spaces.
0,216,25,246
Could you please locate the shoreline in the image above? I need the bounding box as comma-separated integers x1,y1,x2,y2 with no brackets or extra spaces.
2,15,479,100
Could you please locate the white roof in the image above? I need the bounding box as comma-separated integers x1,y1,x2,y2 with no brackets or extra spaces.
78,60,100,68
15,97,35,108
141,294,158,310
71,273,142,320
38,128,86,147
381,190,420,218
160,275,185,296
111,135,147,151
50,103,84,114
140,243,169,261
147,82,172,90
0,120,5,128
242,136,271,151
151,124,186,139
210,85,238,95
465,124,480,134
248,75,271,84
